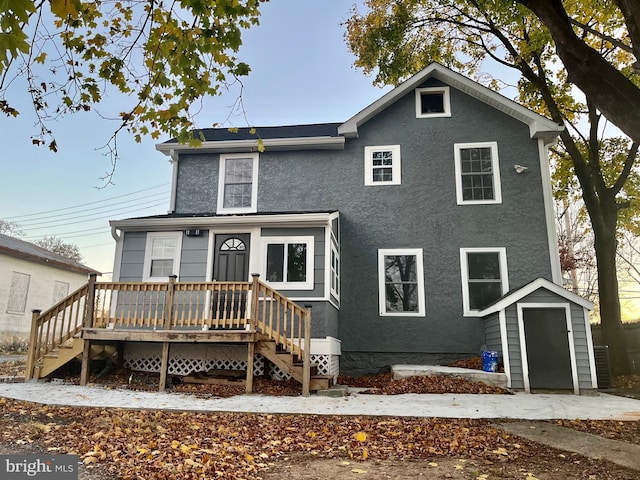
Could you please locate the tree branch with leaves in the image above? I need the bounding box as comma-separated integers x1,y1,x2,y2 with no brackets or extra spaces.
0,0,263,182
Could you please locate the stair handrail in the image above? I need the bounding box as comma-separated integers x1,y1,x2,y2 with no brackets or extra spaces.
25,279,93,379
250,274,312,394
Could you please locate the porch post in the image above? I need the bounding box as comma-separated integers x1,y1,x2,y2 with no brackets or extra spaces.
163,275,177,329
302,305,312,397
159,342,170,392
25,309,41,380
80,274,97,386
250,274,260,330
245,342,255,393
159,275,177,391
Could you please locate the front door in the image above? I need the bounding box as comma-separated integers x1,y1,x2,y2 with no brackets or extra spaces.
213,234,250,281
523,307,573,390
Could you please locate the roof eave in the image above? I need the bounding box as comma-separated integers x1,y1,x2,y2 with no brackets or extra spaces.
0,247,100,276
110,212,337,230
156,136,345,155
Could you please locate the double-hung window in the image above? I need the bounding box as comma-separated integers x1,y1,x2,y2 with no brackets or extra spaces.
460,247,508,315
263,236,314,290
454,142,502,204
378,249,425,316
143,232,182,281
217,153,259,213
364,145,401,186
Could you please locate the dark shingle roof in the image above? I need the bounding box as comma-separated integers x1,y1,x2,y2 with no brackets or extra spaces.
162,123,342,144
0,233,100,275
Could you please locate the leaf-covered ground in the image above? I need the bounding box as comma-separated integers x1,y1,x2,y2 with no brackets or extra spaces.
0,397,638,480
2,357,640,479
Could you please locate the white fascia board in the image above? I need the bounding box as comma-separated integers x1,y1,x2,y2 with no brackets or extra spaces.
478,277,594,316
110,212,335,230
338,63,563,141
156,136,345,155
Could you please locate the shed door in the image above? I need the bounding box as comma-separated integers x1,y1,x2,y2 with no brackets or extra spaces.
214,234,250,281
523,308,573,390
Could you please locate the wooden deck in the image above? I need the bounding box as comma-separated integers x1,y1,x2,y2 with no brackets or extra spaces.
26,274,324,395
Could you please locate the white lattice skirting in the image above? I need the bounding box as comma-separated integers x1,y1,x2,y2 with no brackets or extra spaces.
123,337,341,380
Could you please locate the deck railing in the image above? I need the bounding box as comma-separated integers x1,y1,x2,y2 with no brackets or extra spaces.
26,274,311,384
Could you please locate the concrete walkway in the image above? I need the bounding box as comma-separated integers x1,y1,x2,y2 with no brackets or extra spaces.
0,381,639,420
499,421,640,471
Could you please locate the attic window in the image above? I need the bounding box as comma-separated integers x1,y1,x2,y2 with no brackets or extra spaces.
416,87,451,118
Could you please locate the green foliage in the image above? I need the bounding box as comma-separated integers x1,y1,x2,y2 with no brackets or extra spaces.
0,0,263,156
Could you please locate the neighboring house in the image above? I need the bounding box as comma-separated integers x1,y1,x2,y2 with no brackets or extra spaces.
0,233,99,344
108,63,597,392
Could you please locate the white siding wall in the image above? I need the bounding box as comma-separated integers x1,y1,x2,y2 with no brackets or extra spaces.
0,254,89,341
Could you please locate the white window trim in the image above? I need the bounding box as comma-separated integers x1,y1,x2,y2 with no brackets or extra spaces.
330,242,340,299
415,86,451,118
460,247,508,317
454,141,502,205
378,248,426,317
364,145,401,186
142,232,183,282
261,236,314,290
217,152,259,214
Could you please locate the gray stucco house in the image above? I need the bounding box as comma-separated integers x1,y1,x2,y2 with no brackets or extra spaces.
109,63,598,392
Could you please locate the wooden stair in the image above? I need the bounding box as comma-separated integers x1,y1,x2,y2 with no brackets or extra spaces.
37,339,115,379
256,340,332,391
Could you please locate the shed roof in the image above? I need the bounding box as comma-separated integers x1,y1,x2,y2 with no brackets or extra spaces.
0,233,99,275
478,277,594,316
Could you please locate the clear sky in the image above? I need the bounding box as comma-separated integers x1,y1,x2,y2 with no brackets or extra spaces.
0,1,390,277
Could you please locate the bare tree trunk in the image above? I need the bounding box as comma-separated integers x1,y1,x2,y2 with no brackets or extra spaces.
591,199,632,375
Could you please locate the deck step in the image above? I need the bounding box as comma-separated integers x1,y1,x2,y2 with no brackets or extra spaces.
39,338,84,378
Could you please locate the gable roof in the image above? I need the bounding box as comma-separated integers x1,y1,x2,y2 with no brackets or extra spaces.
478,277,593,316
156,63,563,156
0,233,99,275
338,63,563,144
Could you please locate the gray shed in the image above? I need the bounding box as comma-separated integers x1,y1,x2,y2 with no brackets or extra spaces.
479,278,596,394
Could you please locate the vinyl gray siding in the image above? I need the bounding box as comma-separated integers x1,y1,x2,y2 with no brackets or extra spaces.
179,232,209,281
504,304,524,389
119,232,146,281
483,313,502,355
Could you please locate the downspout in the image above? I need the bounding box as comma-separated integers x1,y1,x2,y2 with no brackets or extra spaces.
169,149,178,214
538,138,563,285
110,226,123,282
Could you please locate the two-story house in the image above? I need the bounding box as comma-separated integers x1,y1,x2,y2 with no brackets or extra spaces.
98,63,597,393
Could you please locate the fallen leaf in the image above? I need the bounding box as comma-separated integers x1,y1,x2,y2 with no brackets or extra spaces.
353,431,367,442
